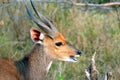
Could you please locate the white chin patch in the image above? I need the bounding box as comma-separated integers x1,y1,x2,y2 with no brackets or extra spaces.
59,57,77,62
69,57,77,62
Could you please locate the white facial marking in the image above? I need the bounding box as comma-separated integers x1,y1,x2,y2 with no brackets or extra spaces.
58,57,77,62
75,55,80,57
39,33,44,40
37,33,44,44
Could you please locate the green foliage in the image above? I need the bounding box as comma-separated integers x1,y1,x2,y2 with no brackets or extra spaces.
0,1,120,80
57,73,65,80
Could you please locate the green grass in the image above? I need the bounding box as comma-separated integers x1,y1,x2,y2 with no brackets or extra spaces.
0,2,120,80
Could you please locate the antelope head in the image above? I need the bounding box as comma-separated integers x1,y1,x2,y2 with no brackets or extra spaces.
26,0,81,62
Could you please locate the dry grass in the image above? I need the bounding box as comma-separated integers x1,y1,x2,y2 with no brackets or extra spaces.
0,2,120,80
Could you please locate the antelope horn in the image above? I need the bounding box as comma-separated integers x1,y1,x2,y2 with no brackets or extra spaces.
30,0,57,32
25,0,58,38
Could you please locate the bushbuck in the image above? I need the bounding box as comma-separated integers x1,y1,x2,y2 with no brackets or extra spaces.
0,0,81,80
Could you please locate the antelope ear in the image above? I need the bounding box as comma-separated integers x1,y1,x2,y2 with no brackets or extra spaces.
30,28,44,43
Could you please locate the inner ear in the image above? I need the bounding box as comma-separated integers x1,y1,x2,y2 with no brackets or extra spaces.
30,28,41,42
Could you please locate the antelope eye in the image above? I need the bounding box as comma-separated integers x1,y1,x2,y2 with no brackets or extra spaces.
55,42,63,46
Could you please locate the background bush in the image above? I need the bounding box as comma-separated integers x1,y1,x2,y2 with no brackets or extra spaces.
0,0,120,80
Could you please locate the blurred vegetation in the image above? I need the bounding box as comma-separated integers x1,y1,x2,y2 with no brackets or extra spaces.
77,0,120,3
0,0,120,80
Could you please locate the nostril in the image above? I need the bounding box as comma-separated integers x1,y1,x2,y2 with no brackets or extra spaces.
77,50,81,55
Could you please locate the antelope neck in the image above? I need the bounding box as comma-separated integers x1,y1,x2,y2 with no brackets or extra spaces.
15,43,53,80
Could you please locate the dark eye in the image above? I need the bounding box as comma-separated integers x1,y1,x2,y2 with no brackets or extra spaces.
55,42,63,46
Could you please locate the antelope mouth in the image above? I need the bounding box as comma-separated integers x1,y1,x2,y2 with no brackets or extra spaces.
58,55,80,62
69,56,78,62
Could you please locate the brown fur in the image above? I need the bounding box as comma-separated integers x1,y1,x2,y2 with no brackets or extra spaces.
0,58,21,80
0,43,52,80
0,28,81,80
44,33,77,60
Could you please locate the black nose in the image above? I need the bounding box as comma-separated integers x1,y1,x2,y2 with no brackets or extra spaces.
76,50,81,55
